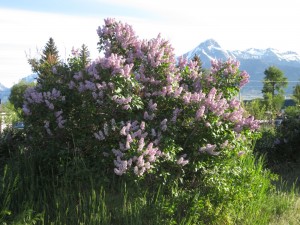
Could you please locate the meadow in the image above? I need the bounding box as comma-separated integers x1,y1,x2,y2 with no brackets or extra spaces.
0,129,300,225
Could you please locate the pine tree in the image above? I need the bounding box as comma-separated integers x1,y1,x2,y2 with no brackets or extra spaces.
40,37,59,65
192,54,203,73
28,38,60,86
192,54,209,75
192,54,202,69
68,44,90,72
79,44,90,67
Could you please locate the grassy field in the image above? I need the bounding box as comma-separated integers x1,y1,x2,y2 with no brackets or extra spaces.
0,147,300,225
269,161,300,225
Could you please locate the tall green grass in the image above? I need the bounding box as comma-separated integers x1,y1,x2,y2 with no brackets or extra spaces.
1,149,299,225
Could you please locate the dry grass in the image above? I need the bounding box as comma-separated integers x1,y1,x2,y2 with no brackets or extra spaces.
269,197,300,225
268,160,300,225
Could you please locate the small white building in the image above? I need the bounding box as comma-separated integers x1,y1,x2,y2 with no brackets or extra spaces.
0,105,8,133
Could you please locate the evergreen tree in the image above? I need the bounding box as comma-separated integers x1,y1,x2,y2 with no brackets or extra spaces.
79,44,90,67
192,54,203,70
28,38,60,86
40,37,59,64
192,54,209,75
68,44,91,72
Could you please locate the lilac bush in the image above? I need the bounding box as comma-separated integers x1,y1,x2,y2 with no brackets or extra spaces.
23,18,259,178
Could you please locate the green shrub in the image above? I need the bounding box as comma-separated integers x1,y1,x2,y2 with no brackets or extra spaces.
0,128,26,162
255,106,300,167
22,18,259,182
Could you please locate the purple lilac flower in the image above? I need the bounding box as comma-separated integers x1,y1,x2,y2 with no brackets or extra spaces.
177,155,189,166
44,120,53,136
195,106,205,120
238,151,245,157
22,105,31,115
120,126,127,136
160,119,167,131
221,140,229,148
274,138,280,145
239,71,250,88
199,144,219,156
94,130,105,141
171,108,182,123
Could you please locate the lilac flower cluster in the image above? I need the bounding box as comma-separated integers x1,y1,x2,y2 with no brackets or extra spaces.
55,110,66,129
100,54,134,78
211,58,239,74
97,18,177,93
23,87,66,133
210,58,250,89
177,154,189,166
110,120,162,176
140,34,175,68
199,144,219,156
44,120,52,136
112,95,132,110
97,18,137,57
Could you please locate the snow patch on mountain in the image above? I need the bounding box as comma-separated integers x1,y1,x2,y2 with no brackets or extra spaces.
183,39,300,64
183,39,236,63
181,39,300,99
232,48,300,62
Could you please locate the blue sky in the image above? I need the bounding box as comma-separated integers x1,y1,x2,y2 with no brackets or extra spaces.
0,0,158,18
1,0,300,88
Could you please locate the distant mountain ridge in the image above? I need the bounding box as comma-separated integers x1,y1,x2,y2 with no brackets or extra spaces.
183,39,300,66
0,74,37,103
21,74,38,83
182,39,300,99
0,83,10,103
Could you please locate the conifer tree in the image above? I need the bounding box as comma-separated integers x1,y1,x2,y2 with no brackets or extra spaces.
192,54,203,70
40,37,59,65
28,38,60,86
79,44,90,67
68,44,90,72
192,54,209,75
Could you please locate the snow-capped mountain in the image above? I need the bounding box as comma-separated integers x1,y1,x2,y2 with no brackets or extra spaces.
232,48,300,64
183,39,236,64
182,39,300,99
